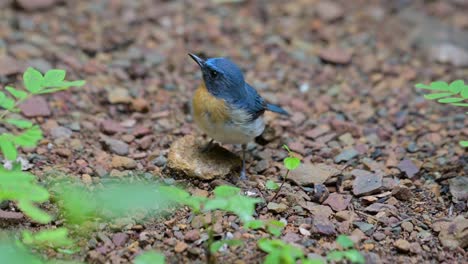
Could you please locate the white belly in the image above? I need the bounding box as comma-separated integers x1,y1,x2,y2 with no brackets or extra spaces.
195,113,265,144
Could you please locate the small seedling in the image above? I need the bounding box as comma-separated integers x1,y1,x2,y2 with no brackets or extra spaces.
258,238,324,264
415,80,467,147
0,67,85,223
134,251,166,264
160,185,261,263
22,228,74,249
268,145,301,202
245,219,285,237
327,235,365,264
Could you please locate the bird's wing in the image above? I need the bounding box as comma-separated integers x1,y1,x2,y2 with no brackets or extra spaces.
239,83,267,121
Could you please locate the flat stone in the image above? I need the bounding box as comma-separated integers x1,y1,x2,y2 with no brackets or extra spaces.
392,186,414,201
267,202,288,213
353,171,383,196
100,120,125,135
312,215,336,235
282,232,301,243
184,230,200,242
319,48,352,65
289,163,340,186
397,159,419,178
112,233,128,247
438,215,468,249
111,155,137,169
401,221,414,233
50,126,73,139
16,0,59,10
448,176,468,201
0,55,23,75
19,96,51,117
429,43,468,67
364,203,397,213
316,0,344,22
308,204,333,218
394,239,410,252
353,221,374,234
102,137,129,156
166,136,240,180
334,148,359,163
323,193,352,211
174,241,188,253
108,87,132,104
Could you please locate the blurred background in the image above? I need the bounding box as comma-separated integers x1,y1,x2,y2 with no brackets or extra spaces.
0,0,467,263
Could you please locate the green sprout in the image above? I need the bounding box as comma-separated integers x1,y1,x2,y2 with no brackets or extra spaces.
258,238,324,264
327,235,365,264
415,80,467,147
268,145,301,202
160,185,261,263
0,67,85,223
134,251,166,264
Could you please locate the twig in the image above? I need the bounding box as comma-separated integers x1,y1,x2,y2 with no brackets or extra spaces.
269,170,290,203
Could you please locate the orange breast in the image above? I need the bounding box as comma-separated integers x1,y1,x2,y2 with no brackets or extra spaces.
192,83,230,124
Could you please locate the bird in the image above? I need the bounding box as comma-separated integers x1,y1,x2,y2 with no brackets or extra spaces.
189,53,289,180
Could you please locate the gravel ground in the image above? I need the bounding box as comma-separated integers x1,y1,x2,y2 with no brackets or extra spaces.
0,0,467,263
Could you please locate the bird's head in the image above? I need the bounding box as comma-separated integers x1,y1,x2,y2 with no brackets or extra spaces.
189,53,245,99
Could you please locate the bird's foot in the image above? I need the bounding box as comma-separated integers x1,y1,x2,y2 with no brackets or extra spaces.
240,169,247,181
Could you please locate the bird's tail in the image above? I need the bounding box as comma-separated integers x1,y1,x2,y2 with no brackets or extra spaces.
266,103,289,116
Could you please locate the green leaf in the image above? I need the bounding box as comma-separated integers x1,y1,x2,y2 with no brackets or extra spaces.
282,144,292,153
460,141,468,147
17,200,52,224
423,92,453,100
336,235,354,249
23,67,44,94
213,185,240,198
0,239,45,264
449,80,465,93
263,251,282,264
461,87,468,99
327,250,345,261
22,228,73,248
430,81,450,91
134,251,165,264
343,249,365,264
5,86,28,100
5,118,33,129
0,95,15,110
451,103,468,107
302,258,325,264
258,238,281,253
0,138,18,160
266,180,279,190
266,220,285,237
43,69,66,86
438,97,465,103
284,156,300,171
204,198,229,211
210,239,242,253
0,164,49,202
13,125,43,147
415,83,431,89
244,220,265,230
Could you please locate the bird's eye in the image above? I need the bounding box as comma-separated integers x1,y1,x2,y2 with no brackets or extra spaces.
210,70,218,78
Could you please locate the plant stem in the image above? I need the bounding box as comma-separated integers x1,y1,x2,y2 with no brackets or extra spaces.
202,212,215,264
269,170,290,203
0,96,30,121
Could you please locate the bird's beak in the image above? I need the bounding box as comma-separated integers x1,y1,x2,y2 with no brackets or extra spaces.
188,53,205,68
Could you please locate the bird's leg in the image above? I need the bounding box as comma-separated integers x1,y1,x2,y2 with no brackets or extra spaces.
240,144,247,180
201,139,215,153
